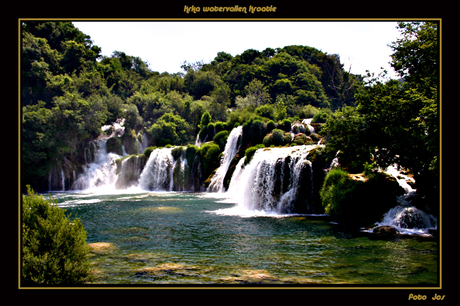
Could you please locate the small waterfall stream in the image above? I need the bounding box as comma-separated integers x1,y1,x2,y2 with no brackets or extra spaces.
371,165,437,235
207,126,242,193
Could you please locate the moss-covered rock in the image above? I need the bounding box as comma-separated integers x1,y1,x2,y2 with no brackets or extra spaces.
293,133,313,145
121,129,139,155
320,168,404,227
106,137,123,155
114,154,148,189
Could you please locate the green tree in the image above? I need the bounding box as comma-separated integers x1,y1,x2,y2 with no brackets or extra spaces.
22,186,93,285
148,113,189,146
244,79,272,107
325,22,438,206
322,106,370,172
200,111,212,128
390,22,438,95
274,98,287,121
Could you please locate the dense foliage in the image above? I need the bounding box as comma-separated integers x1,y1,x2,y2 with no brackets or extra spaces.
22,186,93,285
322,21,439,207
21,21,439,212
21,21,361,191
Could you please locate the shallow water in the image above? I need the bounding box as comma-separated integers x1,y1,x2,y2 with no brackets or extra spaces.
50,191,438,285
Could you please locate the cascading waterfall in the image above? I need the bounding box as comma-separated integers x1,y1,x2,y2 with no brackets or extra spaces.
71,119,127,191
138,148,175,191
72,139,121,191
371,164,437,235
225,145,317,214
207,126,243,192
302,118,315,133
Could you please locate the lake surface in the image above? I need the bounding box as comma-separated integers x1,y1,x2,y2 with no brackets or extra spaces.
51,190,438,286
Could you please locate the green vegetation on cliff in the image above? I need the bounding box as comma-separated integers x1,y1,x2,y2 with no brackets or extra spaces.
21,21,439,219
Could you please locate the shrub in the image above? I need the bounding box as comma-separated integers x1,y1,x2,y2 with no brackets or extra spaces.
278,118,292,132
171,146,184,160
283,132,292,144
255,104,275,120
214,130,229,151
266,120,276,133
320,168,404,227
185,144,199,165
299,105,319,118
106,137,123,155
207,122,215,139
242,119,265,145
272,129,285,146
262,133,273,147
198,142,221,176
143,146,155,158
244,144,265,165
214,121,225,133
309,133,321,142
312,111,329,123
22,186,93,285
293,133,312,145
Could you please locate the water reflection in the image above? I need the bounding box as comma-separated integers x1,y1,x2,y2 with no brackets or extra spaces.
51,191,438,285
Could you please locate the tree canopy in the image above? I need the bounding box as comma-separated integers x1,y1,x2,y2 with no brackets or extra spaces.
21,21,439,202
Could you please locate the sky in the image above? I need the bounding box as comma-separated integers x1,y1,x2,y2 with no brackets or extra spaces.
73,21,402,79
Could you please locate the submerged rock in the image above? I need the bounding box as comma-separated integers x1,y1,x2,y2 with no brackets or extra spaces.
373,225,400,236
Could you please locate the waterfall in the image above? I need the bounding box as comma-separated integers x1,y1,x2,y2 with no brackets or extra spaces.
384,164,416,194
138,148,175,191
72,139,121,191
226,145,317,214
195,133,202,147
376,204,437,235
207,126,243,192
371,164,437,235
302,118,315,133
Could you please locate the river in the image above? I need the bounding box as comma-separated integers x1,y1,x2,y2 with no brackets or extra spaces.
50,190,438,285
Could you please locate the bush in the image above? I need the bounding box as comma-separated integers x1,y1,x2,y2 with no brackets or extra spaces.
198,142,221,176
299,105,319,118
22,186,93,285
171,146,184,160
278,118,292,132
143,146,155,158
207,122,215,139
262,134,273,147
214,130,229,151
312,111,329,123
244,144,265,165
242,119,265,145
293,133,313,145
255,104,275,120
309,133,321,142
320,169,404,227
272,129,285,146
185,144,199,165
214,121,225,133
266,120,276,133
106,137,123,155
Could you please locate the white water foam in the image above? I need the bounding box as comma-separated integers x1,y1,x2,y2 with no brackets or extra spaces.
217,145,318,217
207,126,243,193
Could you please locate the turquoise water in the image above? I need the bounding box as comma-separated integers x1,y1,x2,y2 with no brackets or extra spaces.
51,191,438,285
